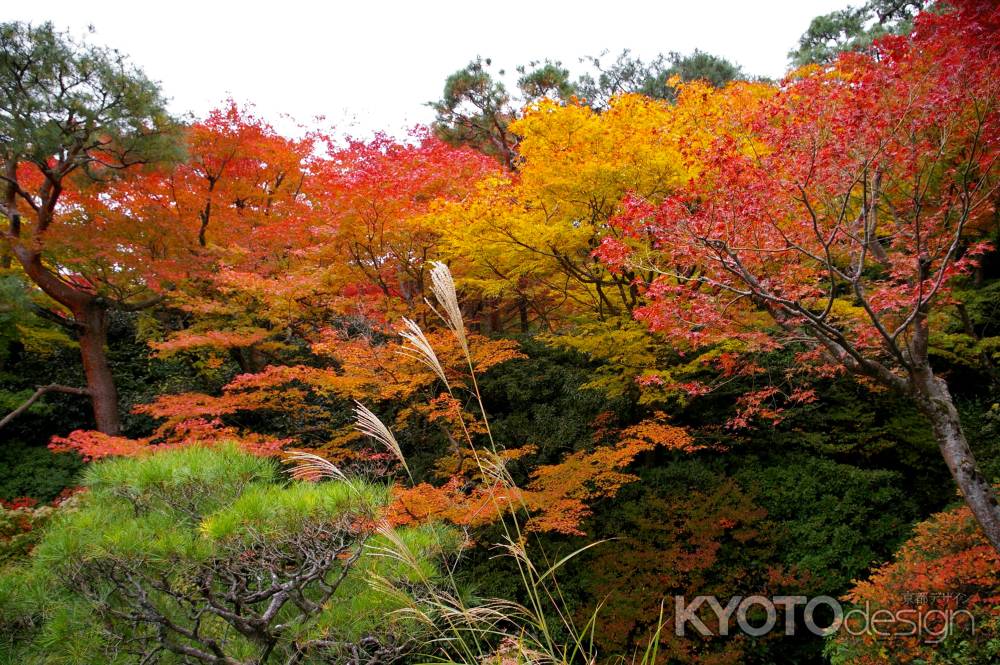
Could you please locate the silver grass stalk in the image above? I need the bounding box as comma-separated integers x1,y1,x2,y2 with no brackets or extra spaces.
354,401,411,480
368,521,424,573
285,450,349,483
366,574,428,617
496,535,535,573
480,451,515,488
427,261,469,356
398,317,450,390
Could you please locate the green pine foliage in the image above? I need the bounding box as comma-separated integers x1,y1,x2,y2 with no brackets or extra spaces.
0,445,457,664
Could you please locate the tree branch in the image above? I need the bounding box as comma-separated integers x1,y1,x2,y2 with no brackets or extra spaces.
0,384,90,431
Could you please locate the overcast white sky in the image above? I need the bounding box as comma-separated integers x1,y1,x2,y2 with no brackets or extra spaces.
8,0,849,138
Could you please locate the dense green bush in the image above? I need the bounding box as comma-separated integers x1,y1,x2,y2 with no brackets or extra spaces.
735,454,920,592
0,445,457,664
0,441,83,504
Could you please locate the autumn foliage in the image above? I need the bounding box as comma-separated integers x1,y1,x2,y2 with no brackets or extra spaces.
29,3,1000,546
831,500,1000,663
3,4,1000,663
597,0,1000,548
598,0,1000,408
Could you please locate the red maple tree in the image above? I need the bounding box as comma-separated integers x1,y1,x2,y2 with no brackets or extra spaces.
598,0,1000,549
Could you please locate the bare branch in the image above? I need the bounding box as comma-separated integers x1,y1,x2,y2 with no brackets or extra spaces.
0,384,90,431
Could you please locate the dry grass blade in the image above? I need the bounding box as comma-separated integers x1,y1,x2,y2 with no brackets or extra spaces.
354,401,411,480
367,521,426,573
284,450,348,482
479,451,515,488
493,536,536,573
427,261,468,355
398,317,450,389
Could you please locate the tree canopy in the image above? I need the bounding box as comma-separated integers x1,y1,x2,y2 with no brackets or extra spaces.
2,2,999,663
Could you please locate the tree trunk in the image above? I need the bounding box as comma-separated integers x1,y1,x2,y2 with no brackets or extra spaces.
9,243,123,435
74,302,121,435
229,345,266,374
913,369,1000,551
1,160,18,270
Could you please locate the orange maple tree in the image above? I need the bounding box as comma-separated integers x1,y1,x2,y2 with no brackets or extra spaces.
832,499,1000,663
